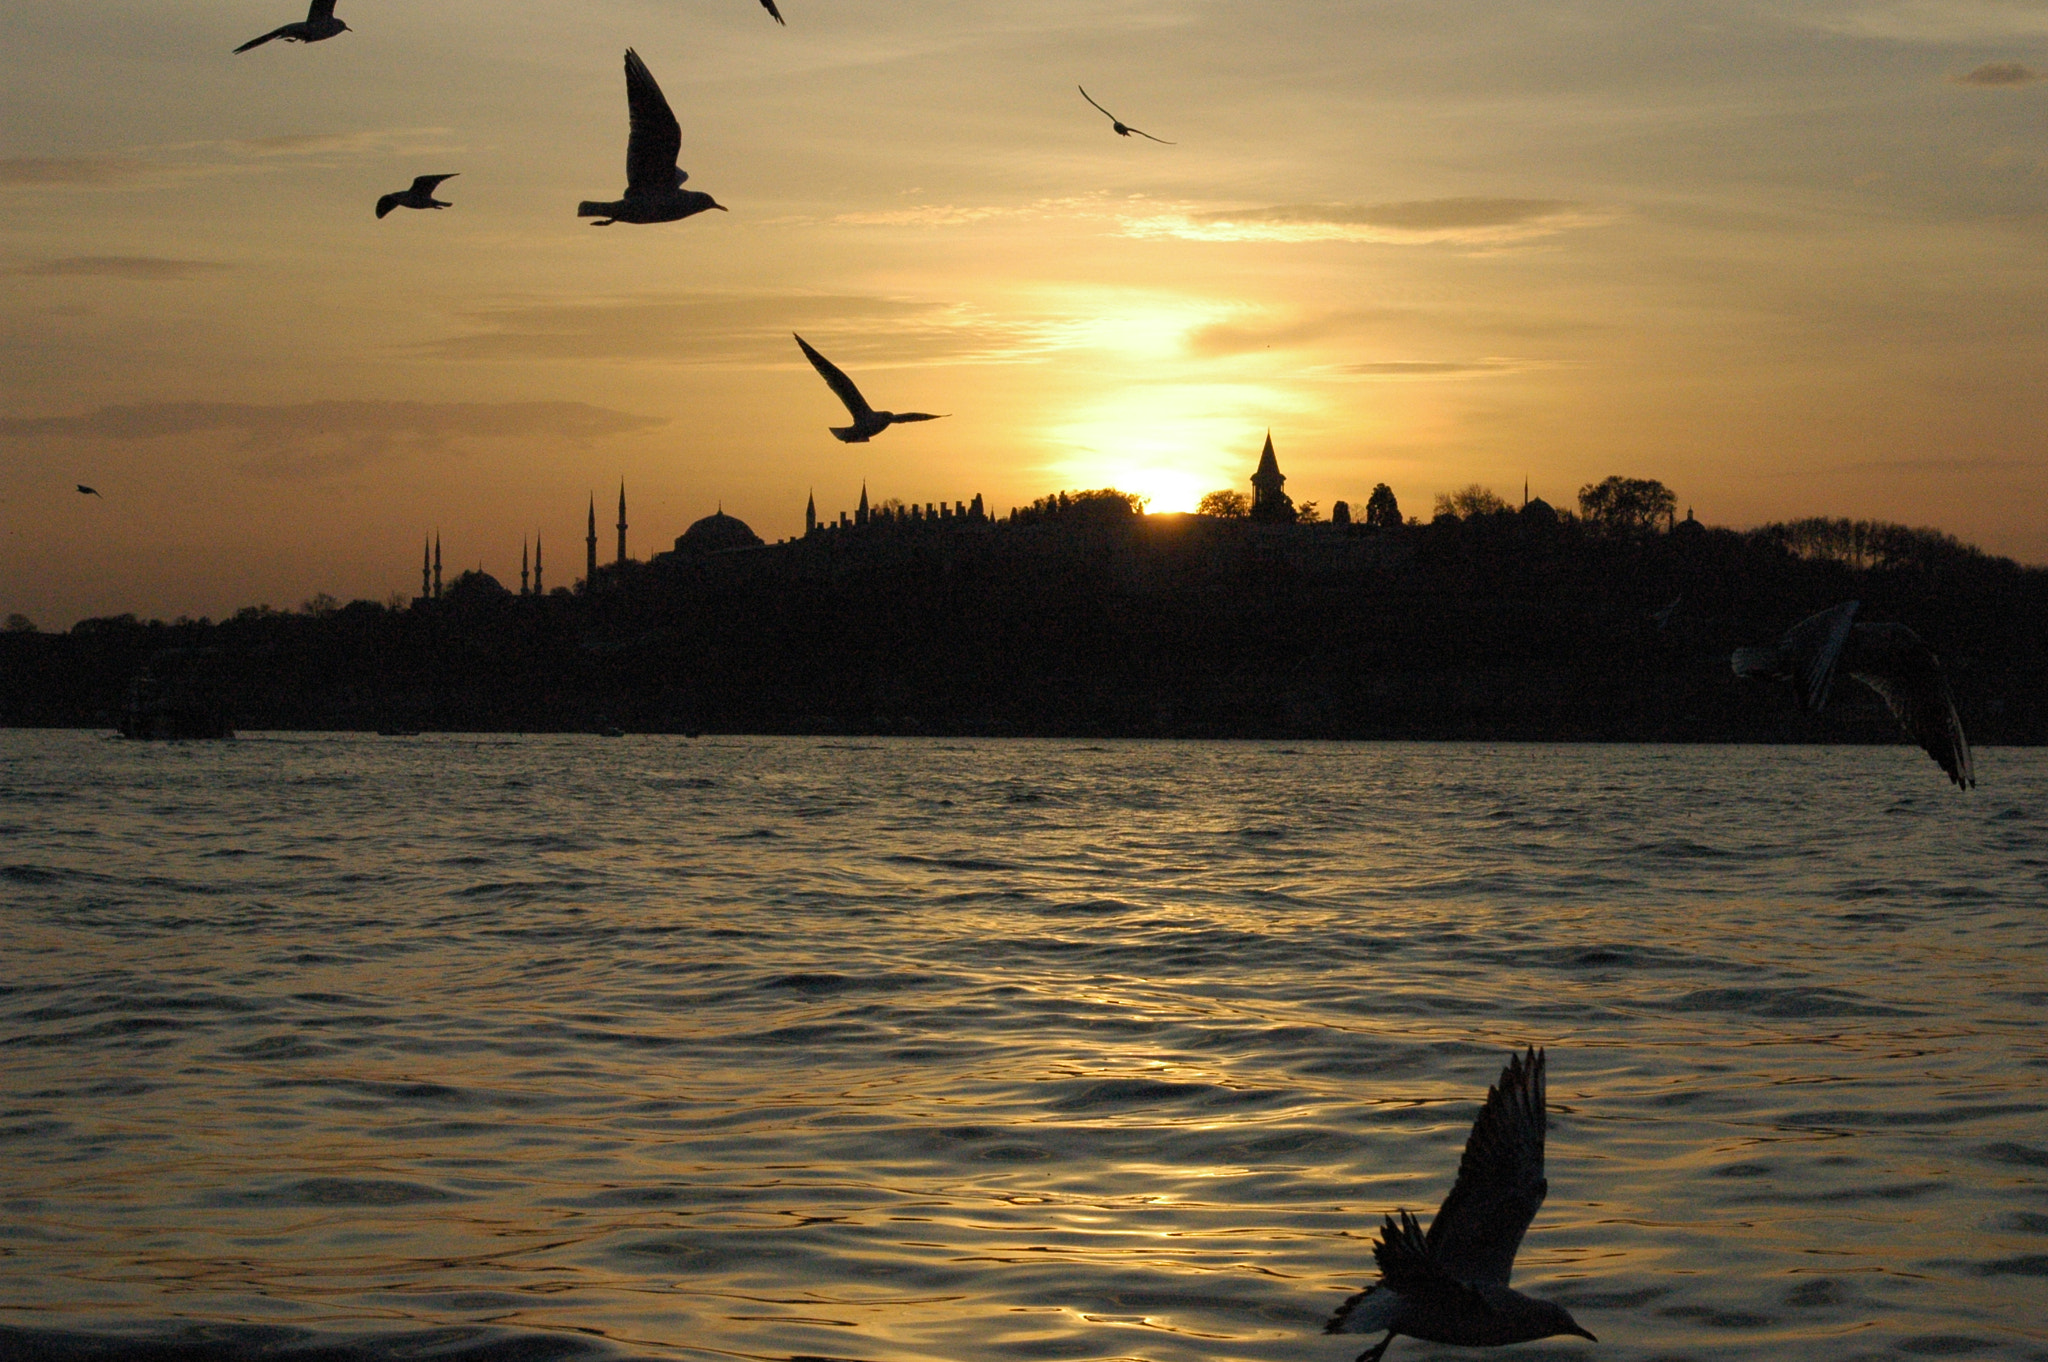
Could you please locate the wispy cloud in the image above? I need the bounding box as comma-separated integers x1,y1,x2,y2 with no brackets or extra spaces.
1824,454,2045,472
1335,359,1528,379
1952,61,2044,85
829,195,1113,229
1792,0,2048,42
0,156,149,187
8,256,231,281
0,400,664,479
1122,198,1605,245
220,128,459,159
1,130,457,194
425,292,1072,366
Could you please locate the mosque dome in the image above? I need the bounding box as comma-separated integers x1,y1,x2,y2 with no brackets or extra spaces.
1520,496,1558,525
676,510,764,554
444,569,511,605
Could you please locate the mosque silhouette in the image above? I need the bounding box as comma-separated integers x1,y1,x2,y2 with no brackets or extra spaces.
409,435,1327,602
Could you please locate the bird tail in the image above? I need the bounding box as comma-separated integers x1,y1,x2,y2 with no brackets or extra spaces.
1327,1284,1398,1336
576,201,611,218
233,29,280,52
828,426,868,443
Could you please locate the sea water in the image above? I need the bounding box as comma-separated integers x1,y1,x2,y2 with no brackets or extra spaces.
1,732,2043,1361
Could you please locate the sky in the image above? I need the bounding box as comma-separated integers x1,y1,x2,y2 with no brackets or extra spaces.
4,0,2047,627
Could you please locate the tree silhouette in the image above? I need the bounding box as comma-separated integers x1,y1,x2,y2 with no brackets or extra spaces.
1364,483,1401,528
1578,476,1676,535
1197,489,1250,518
1434,484,1512,519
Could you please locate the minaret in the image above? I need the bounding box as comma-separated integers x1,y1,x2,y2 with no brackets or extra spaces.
433,534,442,598
805,489,816,535
534,535,543,594
1523,477,1529,510
521,539,530,595
616,481,627,565
857,482,869,527
586,495,598,584
420,537,430,600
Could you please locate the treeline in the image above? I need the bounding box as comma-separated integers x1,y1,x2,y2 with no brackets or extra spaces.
3,502,2044,744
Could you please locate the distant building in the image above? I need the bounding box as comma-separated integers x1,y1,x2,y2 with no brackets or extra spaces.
1249,432,1296,524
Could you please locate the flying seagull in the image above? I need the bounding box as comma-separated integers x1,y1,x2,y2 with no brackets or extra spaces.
793,334,948,443
759,0,786,23
1732,600,1974,788
76,485,102,498
376,174,457,219
233,0,348,52
1078,86,1174,143
1327,1049,1595,1362
577,49,727,226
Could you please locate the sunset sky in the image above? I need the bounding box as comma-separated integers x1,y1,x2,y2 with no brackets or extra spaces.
4,0,2047,626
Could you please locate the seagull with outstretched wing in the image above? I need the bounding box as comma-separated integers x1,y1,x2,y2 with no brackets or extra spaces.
76,485,103,498
759,0,786,23
577,49,727,226
1079,86,1174,143
1327,1049,1596,1362
376,174,457,219
234,0,348,52
1732,600,1974,788
794,334,948,443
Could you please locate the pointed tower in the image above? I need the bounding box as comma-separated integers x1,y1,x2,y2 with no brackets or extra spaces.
857,482,869,527
805,489,817,535
534,534,543,594
521,539,530,595
1248,431,1294,523
433,534,443,598
420,537,430,600
616,481,628,565
586,494,598,585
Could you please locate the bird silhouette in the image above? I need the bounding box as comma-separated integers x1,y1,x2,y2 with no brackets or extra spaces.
1327,1049,1595,1362
1078,86,1174,143
793,334,948,443
1732,600,1974,788
76,484,103,498
375,174,458,219
759,0,786,23
233,0,348,52
577,49,727,226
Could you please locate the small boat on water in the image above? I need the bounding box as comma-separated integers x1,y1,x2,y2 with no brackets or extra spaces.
118,648,235,740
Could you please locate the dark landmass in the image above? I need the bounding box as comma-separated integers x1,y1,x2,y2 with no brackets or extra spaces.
5,506,2045,744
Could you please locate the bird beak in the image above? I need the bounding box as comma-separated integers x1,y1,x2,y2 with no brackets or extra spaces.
1571,1327,1597,1342
713,203,729,211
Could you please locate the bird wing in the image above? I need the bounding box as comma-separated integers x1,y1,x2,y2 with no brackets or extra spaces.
1422,1048,1548,1287
622,48,684,196
886,411,947,424
1846,624,1975,788
1778,601,1859,712
233,25,290,51
1126,126,1175,144
760,0,786,23
795,334,874,420
1078,86,1118,122
410,174,457,193
375,192,402,218
308,0,337,20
